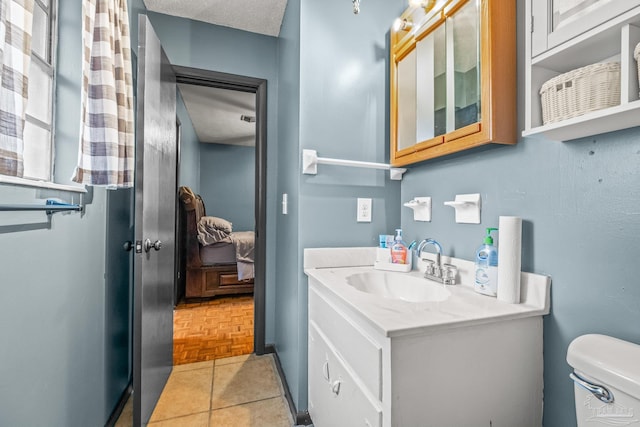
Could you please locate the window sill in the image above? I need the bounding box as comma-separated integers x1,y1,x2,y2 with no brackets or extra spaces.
0,175,87,193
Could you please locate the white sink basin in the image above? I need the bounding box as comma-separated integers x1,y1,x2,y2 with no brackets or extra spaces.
346,271,451,302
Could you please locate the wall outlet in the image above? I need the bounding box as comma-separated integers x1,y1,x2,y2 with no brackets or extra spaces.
357,198,372,222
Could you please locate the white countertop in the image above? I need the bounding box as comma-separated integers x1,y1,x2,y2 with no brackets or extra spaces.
304,247,551,338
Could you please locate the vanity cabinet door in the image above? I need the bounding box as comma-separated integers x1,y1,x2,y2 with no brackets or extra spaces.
308,323,383,427
390,0,516,166
308,287,383,399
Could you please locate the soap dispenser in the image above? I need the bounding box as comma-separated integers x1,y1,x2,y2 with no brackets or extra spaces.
475,227,498,296
390,229,408,264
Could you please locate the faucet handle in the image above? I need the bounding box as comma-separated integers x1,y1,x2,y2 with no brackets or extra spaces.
432,263,442,278
423,259,435,276
442,263,458,285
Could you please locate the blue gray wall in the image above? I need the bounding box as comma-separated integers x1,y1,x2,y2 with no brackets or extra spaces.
199,144,255,231
276,0,405,410
399,1,640,426
279,1,640,424
0,1,146,425
177,89,201,192
147,11,279,344
401,131,640,427
275,0,302,411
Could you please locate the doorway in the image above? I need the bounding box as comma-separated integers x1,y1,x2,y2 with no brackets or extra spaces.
172,66,267,358
127,18,269,426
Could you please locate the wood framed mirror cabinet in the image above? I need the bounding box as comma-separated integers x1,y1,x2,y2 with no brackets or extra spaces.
390,0,517,166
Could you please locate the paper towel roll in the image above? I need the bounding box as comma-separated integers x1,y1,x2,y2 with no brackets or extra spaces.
497,216,522,304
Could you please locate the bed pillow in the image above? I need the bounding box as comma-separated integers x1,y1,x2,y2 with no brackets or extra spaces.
197,216,233,246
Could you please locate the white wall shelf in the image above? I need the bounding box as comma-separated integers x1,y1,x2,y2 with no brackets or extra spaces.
524,1,640,142
523,99,640,141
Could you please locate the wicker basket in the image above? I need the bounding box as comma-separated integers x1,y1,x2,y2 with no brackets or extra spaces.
635,42,640,97
540,62,620,125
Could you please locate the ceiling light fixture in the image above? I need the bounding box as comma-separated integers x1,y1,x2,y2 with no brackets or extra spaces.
240,115,256,123
353,0,360,14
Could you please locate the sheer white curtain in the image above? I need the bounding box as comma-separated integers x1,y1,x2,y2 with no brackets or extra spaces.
72,0,134,188
0,0,34,177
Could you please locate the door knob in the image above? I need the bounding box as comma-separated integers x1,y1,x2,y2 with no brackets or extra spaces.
123,241,134,252
144,238,162,252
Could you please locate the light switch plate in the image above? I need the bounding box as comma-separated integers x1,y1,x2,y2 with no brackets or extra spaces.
282,193,288,215
357,198,372,222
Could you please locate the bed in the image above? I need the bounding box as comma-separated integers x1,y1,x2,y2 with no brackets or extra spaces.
177,186,254,300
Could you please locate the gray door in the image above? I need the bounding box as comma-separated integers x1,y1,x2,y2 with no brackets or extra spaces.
133,16,177,426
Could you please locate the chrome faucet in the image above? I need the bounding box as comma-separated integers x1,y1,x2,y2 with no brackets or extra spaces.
415,238,458,285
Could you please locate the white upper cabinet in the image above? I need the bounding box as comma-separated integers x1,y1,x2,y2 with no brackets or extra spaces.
524,0,640,141
531,0,640,56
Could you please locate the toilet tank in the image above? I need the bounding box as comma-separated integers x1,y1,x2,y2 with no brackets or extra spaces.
567,334,640,426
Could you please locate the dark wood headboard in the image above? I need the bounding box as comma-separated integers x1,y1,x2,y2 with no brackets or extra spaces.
176,186,254,300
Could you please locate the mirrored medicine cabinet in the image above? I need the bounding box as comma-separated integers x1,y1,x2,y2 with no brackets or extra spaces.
390,0,517,166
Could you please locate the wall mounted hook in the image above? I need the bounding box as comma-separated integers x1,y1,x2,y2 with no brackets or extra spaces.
404,197,431,221
444,193,481,224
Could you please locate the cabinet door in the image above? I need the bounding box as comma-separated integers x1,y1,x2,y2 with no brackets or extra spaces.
532,0,640,56
396,47,417,153
308,323,382,427
449,0,480,132
416,24,447,142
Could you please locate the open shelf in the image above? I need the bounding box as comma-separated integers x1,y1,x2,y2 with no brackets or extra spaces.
524,1,640,141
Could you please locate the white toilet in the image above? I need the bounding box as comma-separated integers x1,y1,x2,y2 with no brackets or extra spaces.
567,334,640,426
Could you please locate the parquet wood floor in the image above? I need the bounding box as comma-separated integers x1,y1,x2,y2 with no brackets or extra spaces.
173,295,254,365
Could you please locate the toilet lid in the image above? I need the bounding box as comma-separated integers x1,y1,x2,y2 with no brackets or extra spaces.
567,334,640,400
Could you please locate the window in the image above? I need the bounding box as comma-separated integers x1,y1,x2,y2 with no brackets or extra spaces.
22,0,56,181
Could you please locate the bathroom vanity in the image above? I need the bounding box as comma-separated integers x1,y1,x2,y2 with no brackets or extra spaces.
304,247,551,427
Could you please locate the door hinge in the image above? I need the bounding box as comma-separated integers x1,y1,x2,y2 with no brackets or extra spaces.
531,15,534,33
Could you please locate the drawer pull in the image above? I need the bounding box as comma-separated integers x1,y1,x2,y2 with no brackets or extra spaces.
331,379,342,396
322,360,330,382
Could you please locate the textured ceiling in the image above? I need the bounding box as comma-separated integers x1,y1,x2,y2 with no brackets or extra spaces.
178,84,256,146
143,0,288,37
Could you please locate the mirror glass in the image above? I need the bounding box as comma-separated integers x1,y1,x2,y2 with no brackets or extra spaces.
397,49,417,151
433,25,447,137
416,24,447,141
451,0,480,130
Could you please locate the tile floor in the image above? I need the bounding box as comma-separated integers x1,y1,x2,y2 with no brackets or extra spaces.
116,354,294,427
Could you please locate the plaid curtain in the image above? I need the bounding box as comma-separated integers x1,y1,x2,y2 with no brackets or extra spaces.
0,0,34,177
72,0,134,188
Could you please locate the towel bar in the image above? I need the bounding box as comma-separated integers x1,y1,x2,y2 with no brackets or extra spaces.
0,199,83,214
302,149,406,180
